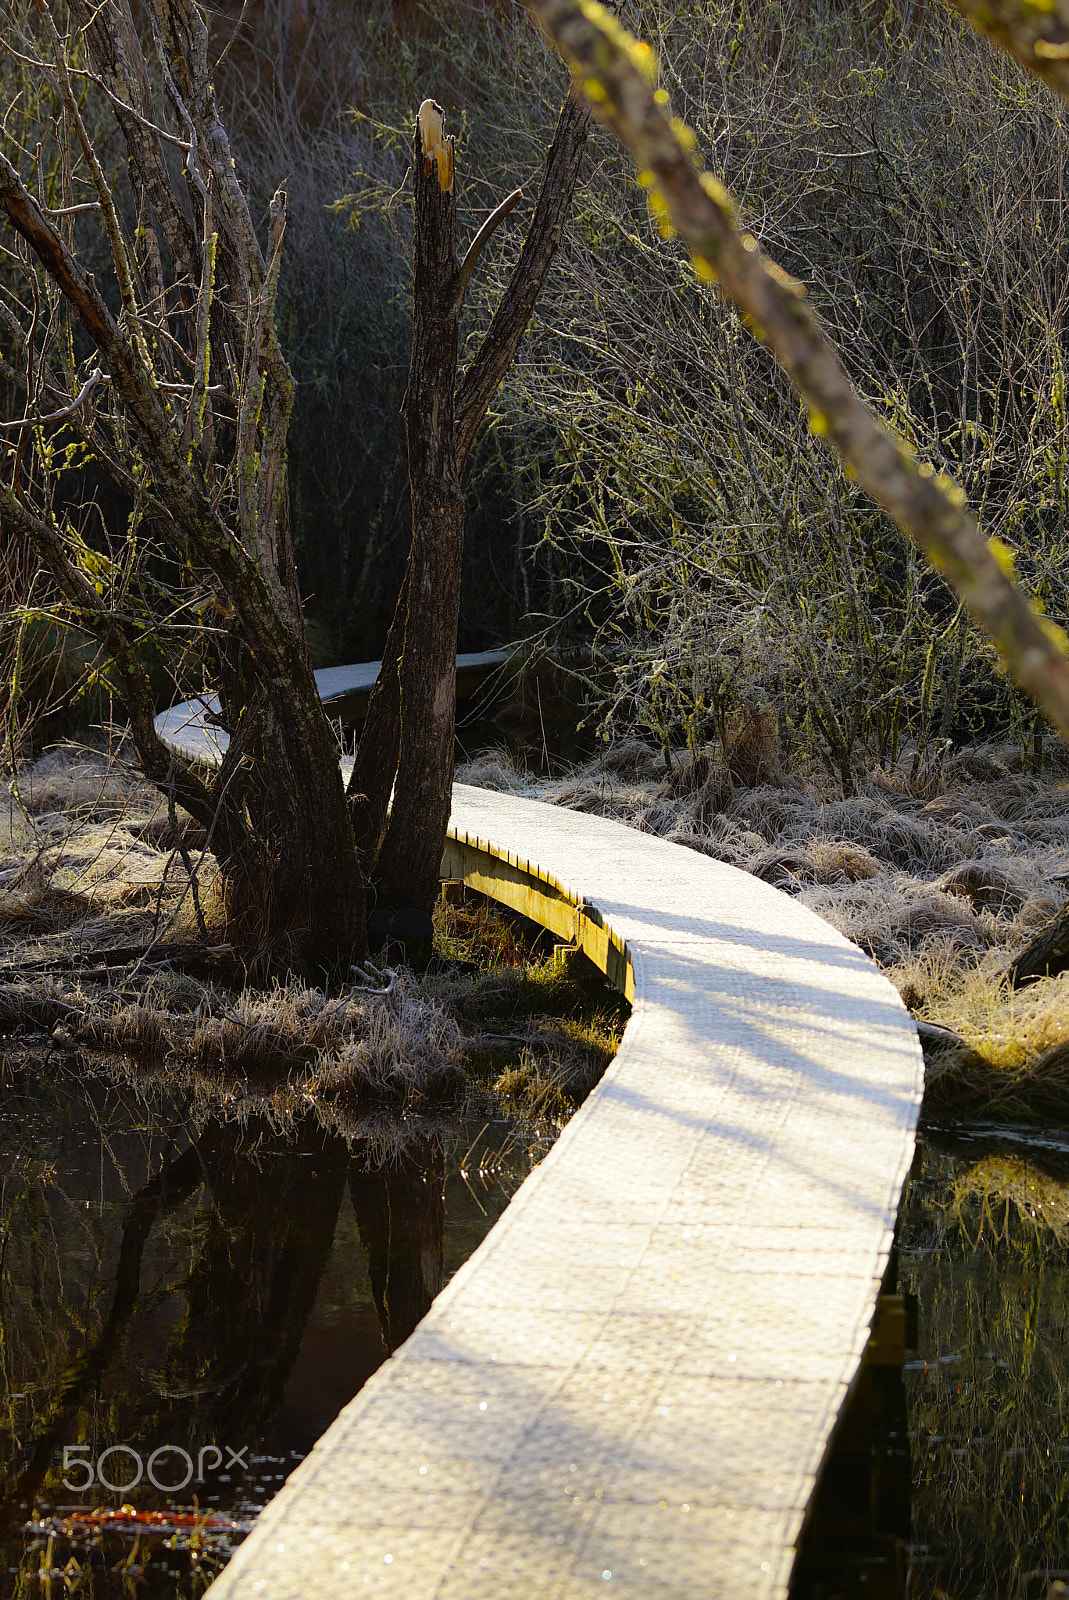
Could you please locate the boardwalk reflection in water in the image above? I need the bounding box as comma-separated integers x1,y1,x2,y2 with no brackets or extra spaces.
0,1056,542,1597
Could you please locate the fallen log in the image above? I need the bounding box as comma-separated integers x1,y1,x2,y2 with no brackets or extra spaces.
1006,896,1069,987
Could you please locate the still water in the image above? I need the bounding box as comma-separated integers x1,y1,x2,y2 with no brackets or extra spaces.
0,1056,548,1596
795,1121,1069,1600
4,1055,1069,1599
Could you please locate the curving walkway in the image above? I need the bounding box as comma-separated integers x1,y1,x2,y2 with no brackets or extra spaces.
156,687,923,1600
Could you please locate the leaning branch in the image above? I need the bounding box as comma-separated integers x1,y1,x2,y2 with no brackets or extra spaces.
455,187,523,304
529,0,1069,740
0,365,106,429
454,85,591,473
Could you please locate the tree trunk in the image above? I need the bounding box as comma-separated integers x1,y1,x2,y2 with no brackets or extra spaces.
221,688,366,982
213,595,365,982
364,90,591,911
349,1136,445,1354
374,106,464,916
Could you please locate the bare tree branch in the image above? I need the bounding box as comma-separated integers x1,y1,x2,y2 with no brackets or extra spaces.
455,85,591,473
69,0,201,312
456,187,523,304
0,364,105,427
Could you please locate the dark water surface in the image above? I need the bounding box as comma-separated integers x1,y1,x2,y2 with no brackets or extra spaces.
0,1056,548,1596
4,1058,1069,1600
794,1122,1069,1600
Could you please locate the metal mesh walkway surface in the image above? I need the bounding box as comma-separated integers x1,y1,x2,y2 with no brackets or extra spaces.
156,695,923,1599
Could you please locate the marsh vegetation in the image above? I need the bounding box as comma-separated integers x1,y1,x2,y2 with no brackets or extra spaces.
793,1125,1069,1599
458,736,1069,1119
6,0,1069,1592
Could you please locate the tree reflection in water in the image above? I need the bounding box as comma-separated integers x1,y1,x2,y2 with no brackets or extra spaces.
792,1127,1069,1600
350,1135,445,1354
10,1058,1069,1600
0,1056,536,1597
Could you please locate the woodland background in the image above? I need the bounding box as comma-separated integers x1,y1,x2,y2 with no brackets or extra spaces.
5,0,1069,788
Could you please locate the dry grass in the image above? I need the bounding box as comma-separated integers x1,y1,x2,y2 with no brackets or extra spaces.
54,973,464,1095
458,739,1069,977
0,746,464,1106
0,956,466,1109
488,1027,617,1121
457,739,1069,1119
23,732,1069,1120
1,743,194,955
916,969,1069,1069
0,746,623,1121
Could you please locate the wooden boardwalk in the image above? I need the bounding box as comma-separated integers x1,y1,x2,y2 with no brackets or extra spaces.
157,686,923,1600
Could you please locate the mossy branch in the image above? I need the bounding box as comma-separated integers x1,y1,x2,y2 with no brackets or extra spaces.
947,0,1069,106
529,0,1069,741
0,484,225,838
188,195,216,454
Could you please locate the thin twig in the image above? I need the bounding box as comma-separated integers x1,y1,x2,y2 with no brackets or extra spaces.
159,379,228,397
42,201,100,216
0,365,105,428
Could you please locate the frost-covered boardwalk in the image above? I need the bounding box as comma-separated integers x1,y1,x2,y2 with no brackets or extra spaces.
158,685,923,1600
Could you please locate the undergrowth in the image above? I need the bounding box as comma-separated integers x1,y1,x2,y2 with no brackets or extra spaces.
0,745,625,1131
12,731,1069,1125
431,893,627,1121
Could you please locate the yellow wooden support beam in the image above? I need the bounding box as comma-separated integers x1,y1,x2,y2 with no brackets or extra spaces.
441,832,635,1002
864,1293,915,1366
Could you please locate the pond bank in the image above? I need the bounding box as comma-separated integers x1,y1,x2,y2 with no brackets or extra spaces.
0,1054,547,1596
0,746,621,1119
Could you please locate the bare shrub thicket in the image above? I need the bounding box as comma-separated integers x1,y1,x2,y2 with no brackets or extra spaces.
5,0,1057,763
11,0,1056,780
204,0,1069,781
385,0,1064,783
